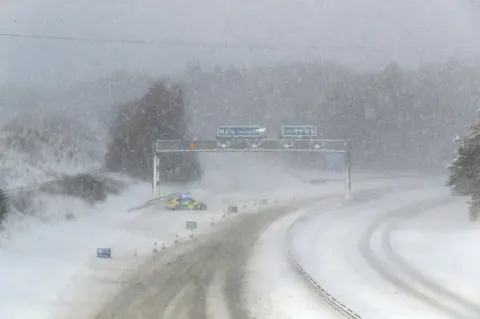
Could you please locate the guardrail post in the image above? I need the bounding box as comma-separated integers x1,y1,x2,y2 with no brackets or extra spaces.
152,152,157,198
345,139,352,199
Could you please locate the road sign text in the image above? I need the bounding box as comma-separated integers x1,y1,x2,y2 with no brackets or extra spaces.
217,126,263,138
282,125,317,138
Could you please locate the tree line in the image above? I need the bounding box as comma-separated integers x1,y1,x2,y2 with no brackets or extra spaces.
183,60,480,171
3,59,479,224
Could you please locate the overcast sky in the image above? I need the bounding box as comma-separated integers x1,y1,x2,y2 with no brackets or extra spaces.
0,0,479,87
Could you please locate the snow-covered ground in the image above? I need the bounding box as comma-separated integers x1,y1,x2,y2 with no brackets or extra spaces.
244,196,345,319
47,191,268,319
0,149,342,319
390,199,480,318
289,181,479,319
0,133,466,319
0,183,150,319
0,179,264,319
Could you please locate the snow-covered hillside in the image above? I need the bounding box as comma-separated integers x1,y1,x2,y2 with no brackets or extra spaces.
0,114,105,189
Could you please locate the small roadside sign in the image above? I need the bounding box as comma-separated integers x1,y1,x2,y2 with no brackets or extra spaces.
186,221,197,230
96,248,112,258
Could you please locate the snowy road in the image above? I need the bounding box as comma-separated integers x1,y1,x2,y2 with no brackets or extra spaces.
91,184,406,319
386,200,480,319
94,202,313,319
244,196,346,319
50,176,430,319
291,184,480,318
3,173,465,319
360,198,480,318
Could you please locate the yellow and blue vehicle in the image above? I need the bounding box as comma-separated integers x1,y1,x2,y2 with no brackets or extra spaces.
165,193,207,211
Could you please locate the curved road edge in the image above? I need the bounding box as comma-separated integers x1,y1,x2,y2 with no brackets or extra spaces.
284,190,388,319
284,186,411,319
287,250,362,319
358,197,480,319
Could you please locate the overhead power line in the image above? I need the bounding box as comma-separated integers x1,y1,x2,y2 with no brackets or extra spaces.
0,32,298,50
0,32,355,51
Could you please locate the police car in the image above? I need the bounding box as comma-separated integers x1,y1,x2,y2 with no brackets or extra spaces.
165,193,207,211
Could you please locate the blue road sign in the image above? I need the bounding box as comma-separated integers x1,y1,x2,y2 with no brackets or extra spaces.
217,126,263,138
282,125,317,138
96,248,112,258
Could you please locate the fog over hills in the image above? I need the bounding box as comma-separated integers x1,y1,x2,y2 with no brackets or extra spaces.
0,1,479,187
0,0,478,86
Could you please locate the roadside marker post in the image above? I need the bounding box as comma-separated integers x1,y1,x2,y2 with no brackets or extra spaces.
186,221,197,238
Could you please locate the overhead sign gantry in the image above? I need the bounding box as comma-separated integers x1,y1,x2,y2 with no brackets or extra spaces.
153,125,351,199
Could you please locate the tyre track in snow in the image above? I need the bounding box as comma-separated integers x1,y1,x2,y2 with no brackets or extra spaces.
382,204,480,318
285,186,410,319
89,180,413,319
359,197,480,319
94,202,321,319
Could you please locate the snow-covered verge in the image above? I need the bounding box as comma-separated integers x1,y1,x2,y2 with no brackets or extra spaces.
0,182,152,319
289,182,455,319
1,173,134,237
390,199,480,315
